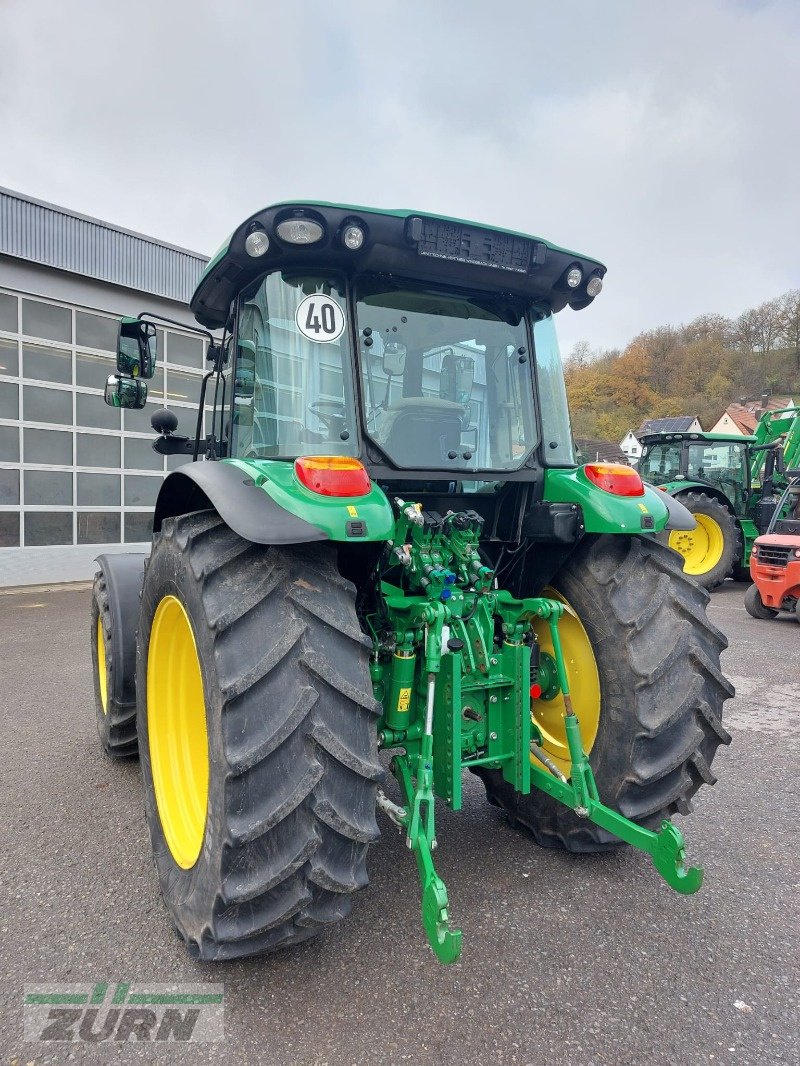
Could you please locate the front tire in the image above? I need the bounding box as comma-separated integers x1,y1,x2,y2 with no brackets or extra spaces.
137,511,382,960
476,534,733,852
744,582,778,619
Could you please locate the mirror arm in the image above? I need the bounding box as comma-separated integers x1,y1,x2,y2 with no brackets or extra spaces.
193,370,216,461
136,311,215,345
152,433,224,458
153,434,193,456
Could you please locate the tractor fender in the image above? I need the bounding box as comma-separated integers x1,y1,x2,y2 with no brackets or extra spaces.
660,480,733,511
153,461,328,545
652,489,696,531
95,552,147,705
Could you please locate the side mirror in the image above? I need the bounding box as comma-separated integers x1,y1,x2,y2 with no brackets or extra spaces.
117,317,157,379
382,341,407,377
104,374,148,409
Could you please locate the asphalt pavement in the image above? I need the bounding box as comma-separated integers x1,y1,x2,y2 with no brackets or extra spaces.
0,579,797,1065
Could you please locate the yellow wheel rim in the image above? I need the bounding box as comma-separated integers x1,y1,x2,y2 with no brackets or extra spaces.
530,589,601,778
147,595,209,870
97,617,108,715
668,513,725,575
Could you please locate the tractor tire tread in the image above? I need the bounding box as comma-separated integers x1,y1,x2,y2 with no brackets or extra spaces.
137,511,380,961
475,534,732,853
91,570,138,758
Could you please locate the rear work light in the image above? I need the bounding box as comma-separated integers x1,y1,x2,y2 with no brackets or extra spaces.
584,463,645,497
294,456,371,497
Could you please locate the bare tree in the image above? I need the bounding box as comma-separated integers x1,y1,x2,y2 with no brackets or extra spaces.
778,289,800,370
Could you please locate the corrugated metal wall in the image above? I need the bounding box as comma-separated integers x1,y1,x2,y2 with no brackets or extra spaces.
0,187,208,303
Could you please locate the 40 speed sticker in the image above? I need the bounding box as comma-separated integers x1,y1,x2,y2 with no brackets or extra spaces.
295,293,346,343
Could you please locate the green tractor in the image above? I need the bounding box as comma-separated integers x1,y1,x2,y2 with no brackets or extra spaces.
91,202,732,964
639,408,800,590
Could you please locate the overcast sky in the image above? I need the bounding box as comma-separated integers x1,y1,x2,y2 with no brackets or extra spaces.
1,0,798,354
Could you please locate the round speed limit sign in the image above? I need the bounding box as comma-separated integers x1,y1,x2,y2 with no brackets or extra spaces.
295,294,346,344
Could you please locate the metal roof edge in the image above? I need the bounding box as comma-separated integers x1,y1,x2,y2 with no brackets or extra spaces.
0,186,209,262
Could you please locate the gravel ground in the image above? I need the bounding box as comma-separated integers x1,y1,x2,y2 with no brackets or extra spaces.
0,579,797,1065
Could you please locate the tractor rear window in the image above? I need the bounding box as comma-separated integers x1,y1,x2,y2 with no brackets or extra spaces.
232,272,359,460
355,282,536,471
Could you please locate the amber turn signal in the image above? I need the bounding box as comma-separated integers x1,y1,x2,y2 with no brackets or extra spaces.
584,463,645,497
294,456,372,497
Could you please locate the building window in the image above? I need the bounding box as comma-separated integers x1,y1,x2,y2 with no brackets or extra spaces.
0,336,19,375
124,436,164,472
23,427,73,466
25,469,73,505
21,299,72,343
0,512,21,547
0,425,20,462
23,385,72,425
25,512,73,546
2,288,210,556
76,352,114,389
76,432,121,468
0,381,19,420
77,512,120,544
77,472,120,506
0,293,18,333
124,512,153,542
124,474,162,507
0,468,20,504
76,392,122,432
75,311,117,352
23,344,72,384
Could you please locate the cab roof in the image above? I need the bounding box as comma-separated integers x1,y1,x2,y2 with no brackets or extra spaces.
640,431,758,445
190,201,606,329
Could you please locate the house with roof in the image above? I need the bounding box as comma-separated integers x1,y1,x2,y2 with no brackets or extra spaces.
575,437,630,465
710,397,796,436
619,430,643,461
637,416,703,436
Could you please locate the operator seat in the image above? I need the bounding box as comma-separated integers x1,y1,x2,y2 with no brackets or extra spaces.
378,397,465,467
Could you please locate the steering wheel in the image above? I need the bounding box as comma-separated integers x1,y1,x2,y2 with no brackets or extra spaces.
308,399,347,433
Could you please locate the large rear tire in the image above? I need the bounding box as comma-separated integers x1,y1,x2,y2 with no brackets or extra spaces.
667,492,739,590
475,535,733,853
91,569,138,758
136,511,382,960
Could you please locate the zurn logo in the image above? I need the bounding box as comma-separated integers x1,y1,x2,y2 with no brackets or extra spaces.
24,982,224,1043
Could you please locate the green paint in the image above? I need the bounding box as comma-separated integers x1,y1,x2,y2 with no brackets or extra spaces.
127,993,224,1004
111,982,129,1005
371,498,702,962
90,982,108,1004
224,457,394,542
544,467,671,533
25,993,89,1004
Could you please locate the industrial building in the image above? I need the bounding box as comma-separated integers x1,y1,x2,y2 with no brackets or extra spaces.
0,187,210,586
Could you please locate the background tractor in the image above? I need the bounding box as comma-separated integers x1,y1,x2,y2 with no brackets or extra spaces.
90,202,733,963
639,408,800,589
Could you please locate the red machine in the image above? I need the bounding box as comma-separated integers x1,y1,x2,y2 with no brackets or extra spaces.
745,473,800,622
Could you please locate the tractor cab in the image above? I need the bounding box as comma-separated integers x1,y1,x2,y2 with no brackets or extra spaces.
639,432,755,514
190,202,607,494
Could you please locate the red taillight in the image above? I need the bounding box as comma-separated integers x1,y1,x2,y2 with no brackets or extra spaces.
294,456,371,497
530,683,543,700
584,463,645,497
